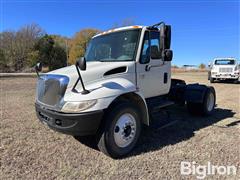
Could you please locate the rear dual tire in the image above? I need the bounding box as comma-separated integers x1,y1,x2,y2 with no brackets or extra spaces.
187,87,216,116
210,77,215,83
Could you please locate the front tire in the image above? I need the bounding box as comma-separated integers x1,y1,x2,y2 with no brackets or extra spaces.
187,87,216,116
97,102,141,158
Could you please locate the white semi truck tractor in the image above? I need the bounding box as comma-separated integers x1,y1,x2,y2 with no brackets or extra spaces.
35,22,216,158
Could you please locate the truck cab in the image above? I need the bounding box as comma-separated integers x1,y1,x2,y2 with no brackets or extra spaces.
208,58,239,83
35,22,216,158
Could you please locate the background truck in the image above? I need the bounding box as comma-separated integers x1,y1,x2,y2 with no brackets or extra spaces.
35,22,216,158
208,58,239,83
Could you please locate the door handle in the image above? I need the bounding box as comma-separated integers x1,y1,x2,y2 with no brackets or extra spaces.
145,65,151,71
145,62,165,71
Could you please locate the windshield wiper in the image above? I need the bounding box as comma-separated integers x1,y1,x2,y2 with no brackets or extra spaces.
97,59,133,62
97,59,116,62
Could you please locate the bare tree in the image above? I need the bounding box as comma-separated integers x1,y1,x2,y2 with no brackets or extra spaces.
199,63,206,69
0,23,44,71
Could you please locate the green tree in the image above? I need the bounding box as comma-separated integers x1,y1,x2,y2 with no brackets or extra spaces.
35,34,67,71
69,29,100,64
26,50,40,67
49,45,67,70
0,48,9,72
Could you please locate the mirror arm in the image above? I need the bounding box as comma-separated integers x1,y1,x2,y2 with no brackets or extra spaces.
161,29,166,61
35,62,42,78
72,77,80,92
36,69,40,78
72,65,89,94
148,21,165,29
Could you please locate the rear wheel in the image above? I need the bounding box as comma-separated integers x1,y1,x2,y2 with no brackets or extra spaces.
208,72,211,80
210,77,215,83
187,87,216,116
233,79,239,84
97,102,141,158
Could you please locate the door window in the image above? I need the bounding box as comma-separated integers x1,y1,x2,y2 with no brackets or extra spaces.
140,31,150,64
150,31,161,59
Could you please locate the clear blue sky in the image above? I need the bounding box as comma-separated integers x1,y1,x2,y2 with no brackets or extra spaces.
1,0,239,66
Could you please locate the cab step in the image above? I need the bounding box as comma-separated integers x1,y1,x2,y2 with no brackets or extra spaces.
146,96,175,129
146,97,174,113
149,110,178,129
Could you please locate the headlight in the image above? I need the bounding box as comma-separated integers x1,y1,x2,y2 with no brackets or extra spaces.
61,100,97,113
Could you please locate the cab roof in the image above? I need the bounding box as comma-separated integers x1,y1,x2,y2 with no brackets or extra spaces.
93,25,144,38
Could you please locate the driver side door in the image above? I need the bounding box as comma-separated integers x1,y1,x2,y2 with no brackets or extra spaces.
136,30,171,98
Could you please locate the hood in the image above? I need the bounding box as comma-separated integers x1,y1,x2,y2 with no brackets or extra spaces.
48,61,135,89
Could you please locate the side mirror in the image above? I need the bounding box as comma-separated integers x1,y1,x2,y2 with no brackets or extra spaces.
76,57,86,71
35,62,42,78
160,25,171,50
160,24,172,62
165,25,171,49
35,62,42,72
163,49,173,61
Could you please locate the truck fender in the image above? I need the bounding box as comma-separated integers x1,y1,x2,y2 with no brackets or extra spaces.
106,91,150,126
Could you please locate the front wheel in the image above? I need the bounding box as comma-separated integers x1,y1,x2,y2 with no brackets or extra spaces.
97,102,141,159
187,87,216,116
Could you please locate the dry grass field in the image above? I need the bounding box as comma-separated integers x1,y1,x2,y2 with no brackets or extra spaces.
0,72,239,179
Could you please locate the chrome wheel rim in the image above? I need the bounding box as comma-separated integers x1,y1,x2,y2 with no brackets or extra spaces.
206,92,215,112
114,113,136,148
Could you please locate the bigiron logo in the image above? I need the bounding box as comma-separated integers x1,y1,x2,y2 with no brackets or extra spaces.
180,161,238,179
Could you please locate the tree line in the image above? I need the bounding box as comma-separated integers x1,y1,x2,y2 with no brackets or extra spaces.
0,23,100,72
172,64,206,69
2,20,208,73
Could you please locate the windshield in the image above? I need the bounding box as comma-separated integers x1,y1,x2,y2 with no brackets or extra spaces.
85,29,140,62
215,59,235,65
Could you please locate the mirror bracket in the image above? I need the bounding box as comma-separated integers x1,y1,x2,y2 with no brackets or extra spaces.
35,62,42,78
72,57,89,94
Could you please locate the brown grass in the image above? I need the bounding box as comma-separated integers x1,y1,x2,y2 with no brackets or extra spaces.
0,72,239,179
171,68,208,73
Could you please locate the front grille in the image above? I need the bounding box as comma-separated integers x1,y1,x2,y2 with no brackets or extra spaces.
219,68,233,73
37,74,69,107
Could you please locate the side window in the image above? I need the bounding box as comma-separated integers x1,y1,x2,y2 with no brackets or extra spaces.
140,31,150,64
150,31,161,59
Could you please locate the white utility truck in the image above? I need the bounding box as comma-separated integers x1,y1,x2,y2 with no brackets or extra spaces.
208,58,239,83
35,22,216,158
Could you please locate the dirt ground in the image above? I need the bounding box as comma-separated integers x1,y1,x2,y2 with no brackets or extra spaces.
0,72,240,179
